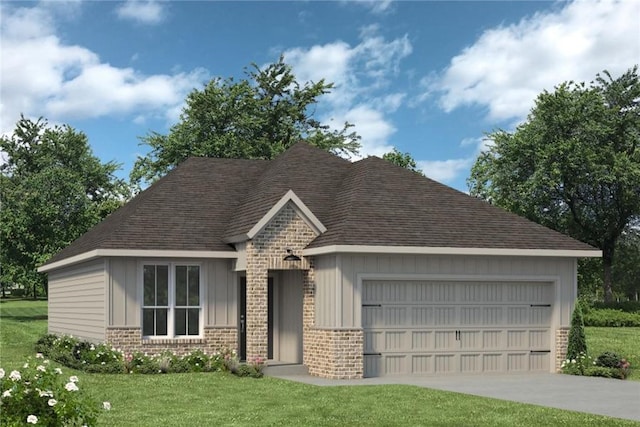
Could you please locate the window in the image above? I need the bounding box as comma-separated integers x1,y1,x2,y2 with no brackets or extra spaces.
142,263,201,338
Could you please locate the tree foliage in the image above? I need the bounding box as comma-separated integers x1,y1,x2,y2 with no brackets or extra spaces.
468,66,640,302
382,148,423,175
0,117,129,298
131,57,361,187
566,302,587,360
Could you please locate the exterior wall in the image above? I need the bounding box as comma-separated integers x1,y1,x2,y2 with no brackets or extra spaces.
315,254,576,329
105,326,237,356
305,328,363,379
107,257,236,328
245,202,316,361
48,259,106,342
314,253,577,375
104,257,237,355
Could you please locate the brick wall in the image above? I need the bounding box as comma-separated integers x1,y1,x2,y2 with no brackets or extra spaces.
245,203,317,362
305,328,363,379
555,327,570,372
105,326,237,356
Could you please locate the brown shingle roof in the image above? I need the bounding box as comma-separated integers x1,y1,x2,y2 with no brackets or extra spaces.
43,142,594,266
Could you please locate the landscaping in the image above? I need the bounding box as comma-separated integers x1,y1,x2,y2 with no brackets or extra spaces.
2,299,639,426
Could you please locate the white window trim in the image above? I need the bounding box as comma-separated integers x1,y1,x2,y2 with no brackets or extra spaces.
139,260,205,340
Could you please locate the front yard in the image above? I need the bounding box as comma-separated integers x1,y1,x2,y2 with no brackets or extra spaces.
1,299,638,426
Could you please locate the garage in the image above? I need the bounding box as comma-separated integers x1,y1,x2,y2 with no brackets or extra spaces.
362,279,553,377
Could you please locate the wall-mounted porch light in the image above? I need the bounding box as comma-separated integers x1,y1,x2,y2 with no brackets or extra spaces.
283,248,301,262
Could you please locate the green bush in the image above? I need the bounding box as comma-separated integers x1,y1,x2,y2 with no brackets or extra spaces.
0,355,109,426
567,303,587,360
583,308,640,327
592,301,640,313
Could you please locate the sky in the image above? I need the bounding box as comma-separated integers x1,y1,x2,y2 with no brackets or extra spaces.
1,0,639,191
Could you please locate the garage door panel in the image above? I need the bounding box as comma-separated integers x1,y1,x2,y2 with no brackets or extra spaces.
411,307,432,325
412,331,432,349
434,307,456,325
363,280,553,377
384,331,406,351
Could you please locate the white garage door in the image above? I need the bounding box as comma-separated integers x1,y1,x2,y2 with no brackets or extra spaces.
362,280,553,377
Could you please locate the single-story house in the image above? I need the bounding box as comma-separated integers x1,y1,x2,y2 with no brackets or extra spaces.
38,142,600,379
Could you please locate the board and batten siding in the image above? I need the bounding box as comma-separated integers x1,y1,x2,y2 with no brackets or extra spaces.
107,258,237,328
314,254,576,330
48,259,107,342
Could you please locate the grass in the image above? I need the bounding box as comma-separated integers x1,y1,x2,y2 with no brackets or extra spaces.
586,326,640,380
1,299,639,426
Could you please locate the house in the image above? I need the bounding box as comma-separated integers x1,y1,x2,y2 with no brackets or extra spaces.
38,142,600,379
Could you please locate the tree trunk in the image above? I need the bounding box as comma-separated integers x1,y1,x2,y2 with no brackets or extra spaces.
602,244,615,303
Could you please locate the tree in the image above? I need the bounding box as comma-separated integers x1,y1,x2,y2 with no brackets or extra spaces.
469,67,640,302
131,56,361,187
0,117,129,298
382,148,423,174
566,302,587,360
613,228,640,300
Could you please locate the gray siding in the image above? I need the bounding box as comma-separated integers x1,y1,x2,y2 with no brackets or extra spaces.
48,259,106,341
108,258,237,327
314,254,576,330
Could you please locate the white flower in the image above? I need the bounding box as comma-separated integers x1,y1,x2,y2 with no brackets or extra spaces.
9,370,21,381
54,368,62,375
23,363,29,369
3,390,12,397
103,401,111,410
37,365,46,372
571,359,576,364
69,375,79,383
36,353,44,359
65,382,79,392
27,415,38,424
0,368,4,378
48,398,57,406
43,360,50,364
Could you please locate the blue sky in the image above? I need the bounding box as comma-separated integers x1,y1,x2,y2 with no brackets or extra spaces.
1,0,638,191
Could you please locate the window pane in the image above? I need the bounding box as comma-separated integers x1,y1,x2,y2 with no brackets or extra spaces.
156,308,168,336
175,308,186,335
175,266,187,306
156,266,169,306
143,266,155,306
188,308,199,335
143,309,154,336
188,266,200,306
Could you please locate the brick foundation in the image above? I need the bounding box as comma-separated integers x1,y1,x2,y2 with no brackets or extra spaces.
105,326,237,356
305,328,363,379
555,327,570,372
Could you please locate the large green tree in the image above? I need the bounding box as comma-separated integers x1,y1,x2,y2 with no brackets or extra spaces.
468,67,640,302
0,117,129,298
131,57,361,187
382,148,423,175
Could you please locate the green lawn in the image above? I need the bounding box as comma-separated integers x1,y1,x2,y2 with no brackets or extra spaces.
1,299,639,426
586,327,640,381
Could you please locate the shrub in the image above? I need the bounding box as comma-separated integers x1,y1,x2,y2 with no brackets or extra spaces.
0,355,109,426
560,352,592,376
594,351,632,379
567,302,587,360
583,308,640,327
592,301,640,313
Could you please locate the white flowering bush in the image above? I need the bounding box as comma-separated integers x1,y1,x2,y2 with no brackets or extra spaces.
561,351,632,379
0,355,110,426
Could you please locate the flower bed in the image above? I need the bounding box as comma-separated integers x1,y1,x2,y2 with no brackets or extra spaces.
561,351,632,379
35,334,265,378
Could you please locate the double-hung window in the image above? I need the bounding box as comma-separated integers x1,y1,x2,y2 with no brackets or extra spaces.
142,263,202,338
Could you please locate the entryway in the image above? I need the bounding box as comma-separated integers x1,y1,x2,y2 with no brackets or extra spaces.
239,271,303,363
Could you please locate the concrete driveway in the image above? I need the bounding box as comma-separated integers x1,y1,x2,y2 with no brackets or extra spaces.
267,370,640,422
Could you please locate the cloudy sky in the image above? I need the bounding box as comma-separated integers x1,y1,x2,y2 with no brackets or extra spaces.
1,0,638,191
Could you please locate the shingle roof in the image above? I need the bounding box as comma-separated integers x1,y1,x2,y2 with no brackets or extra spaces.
43,142,594,266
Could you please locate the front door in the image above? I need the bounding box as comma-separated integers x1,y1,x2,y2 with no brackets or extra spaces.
238,277,274,362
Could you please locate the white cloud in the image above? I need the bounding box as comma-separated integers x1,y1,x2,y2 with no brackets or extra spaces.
418,158,473,184
430,0,639,122
116,1,166,25
0,3,207,133
283,26,411,158
346,0,394,15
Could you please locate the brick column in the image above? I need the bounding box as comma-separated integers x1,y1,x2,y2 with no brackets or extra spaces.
302,260,315,367
246,241,268,362
555,327,570,372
